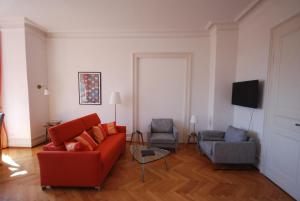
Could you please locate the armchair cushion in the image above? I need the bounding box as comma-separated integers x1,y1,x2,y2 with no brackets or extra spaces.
224,126,247,142
151,119,173,133
149,133,176,144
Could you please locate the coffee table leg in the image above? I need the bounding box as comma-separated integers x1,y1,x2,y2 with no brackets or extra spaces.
164,158,168,170
141,164,145,182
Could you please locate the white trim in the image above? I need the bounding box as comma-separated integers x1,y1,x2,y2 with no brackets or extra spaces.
205,21,238,32
24,18,48,33
234,0,264,22
31,135,46,147
47,30,209,38
132,52,192,142
0,17,47,33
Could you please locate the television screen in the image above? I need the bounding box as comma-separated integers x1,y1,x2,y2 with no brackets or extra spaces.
232,80,259,108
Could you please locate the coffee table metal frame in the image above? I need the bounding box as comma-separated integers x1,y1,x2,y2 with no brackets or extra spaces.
130,145,170,182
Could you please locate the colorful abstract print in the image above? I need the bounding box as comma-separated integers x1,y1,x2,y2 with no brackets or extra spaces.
79,72,101,104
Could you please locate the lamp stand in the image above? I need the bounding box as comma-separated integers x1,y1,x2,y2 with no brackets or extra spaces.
114,104,117,122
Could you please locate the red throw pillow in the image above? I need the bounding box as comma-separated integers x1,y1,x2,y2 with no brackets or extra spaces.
92,125,107,144
75,131,98,151
102,122,118,135
64,141,87,151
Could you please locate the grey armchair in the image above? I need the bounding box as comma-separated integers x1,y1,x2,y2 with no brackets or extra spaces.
198,126,256,165
147,119,178,150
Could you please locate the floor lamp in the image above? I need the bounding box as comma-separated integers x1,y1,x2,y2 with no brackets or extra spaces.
109,92,121,122
0,113,4,165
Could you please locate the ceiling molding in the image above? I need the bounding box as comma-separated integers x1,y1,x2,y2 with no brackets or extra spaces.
0,17,25,29
205,21,238,32
234,0,264,22
47,30,209,38
24,18,48,33
0,17,47,33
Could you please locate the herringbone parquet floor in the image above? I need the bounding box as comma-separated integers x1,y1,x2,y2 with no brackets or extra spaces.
0,143,294,201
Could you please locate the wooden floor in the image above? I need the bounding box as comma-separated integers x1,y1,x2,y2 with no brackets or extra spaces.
0,143,294,201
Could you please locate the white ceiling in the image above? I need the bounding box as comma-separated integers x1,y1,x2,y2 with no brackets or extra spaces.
0,0,256,32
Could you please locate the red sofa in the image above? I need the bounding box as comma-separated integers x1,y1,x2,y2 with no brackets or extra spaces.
37,113,126,189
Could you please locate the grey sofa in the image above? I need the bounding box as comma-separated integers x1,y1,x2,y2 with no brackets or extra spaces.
198,126,256,165
147,119,178,150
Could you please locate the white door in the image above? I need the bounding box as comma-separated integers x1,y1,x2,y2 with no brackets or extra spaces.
264,14,300,200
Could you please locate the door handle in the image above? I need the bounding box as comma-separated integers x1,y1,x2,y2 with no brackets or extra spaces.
295,123,300,126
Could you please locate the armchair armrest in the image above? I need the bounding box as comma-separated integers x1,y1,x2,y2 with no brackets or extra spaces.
147,125,152,141
173,126,179,142
212,141,256,164
199,130,225,141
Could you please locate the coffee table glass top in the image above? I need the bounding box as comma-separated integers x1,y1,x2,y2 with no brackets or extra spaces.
129,145,170,164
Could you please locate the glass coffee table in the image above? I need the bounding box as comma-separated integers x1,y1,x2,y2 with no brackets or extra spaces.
130,145,170,182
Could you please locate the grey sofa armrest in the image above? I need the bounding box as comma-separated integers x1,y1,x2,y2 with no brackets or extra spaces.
212,141,256,164
199,130,225,141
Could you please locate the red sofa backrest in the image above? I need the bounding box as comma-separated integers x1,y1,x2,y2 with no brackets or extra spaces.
49,113,101,146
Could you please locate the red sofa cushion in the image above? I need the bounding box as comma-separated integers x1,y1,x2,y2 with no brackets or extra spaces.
43,142,66,151
49,118,85,146
81,113,101,130
49,113,101,146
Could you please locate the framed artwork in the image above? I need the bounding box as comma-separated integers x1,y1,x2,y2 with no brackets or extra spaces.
78,72,101,105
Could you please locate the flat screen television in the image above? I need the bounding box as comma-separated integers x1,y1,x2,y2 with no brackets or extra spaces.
232,80,259,108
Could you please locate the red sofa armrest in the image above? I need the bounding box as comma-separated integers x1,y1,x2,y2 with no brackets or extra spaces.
37,151,103,187
116,125,126,133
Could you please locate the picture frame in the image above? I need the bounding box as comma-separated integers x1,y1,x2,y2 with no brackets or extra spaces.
78,72,101,105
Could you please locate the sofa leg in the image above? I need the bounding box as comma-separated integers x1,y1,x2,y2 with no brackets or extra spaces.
41,186,51,190
94,186,101,191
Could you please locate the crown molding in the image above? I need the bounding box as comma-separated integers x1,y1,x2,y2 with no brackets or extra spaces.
234,0,264,22
205,21,238,32
0,17,26,29
24,18,48,33
47,30,209,38
0,17,47,33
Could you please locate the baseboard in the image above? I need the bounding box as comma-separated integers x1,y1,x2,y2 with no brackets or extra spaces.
31,135,46,147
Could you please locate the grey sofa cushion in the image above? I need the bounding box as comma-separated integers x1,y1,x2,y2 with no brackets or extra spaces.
151,119,173,133
200,130,225,141
150,133,175,144
225,126,247,142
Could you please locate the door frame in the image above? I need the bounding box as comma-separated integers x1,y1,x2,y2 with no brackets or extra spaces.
132,52,192,142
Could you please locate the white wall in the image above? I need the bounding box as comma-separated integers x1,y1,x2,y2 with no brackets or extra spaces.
1,27,32,147
25,25,48,146
47,36,210,136
233,0,300,169
208,24,238,131
137,57,186,141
